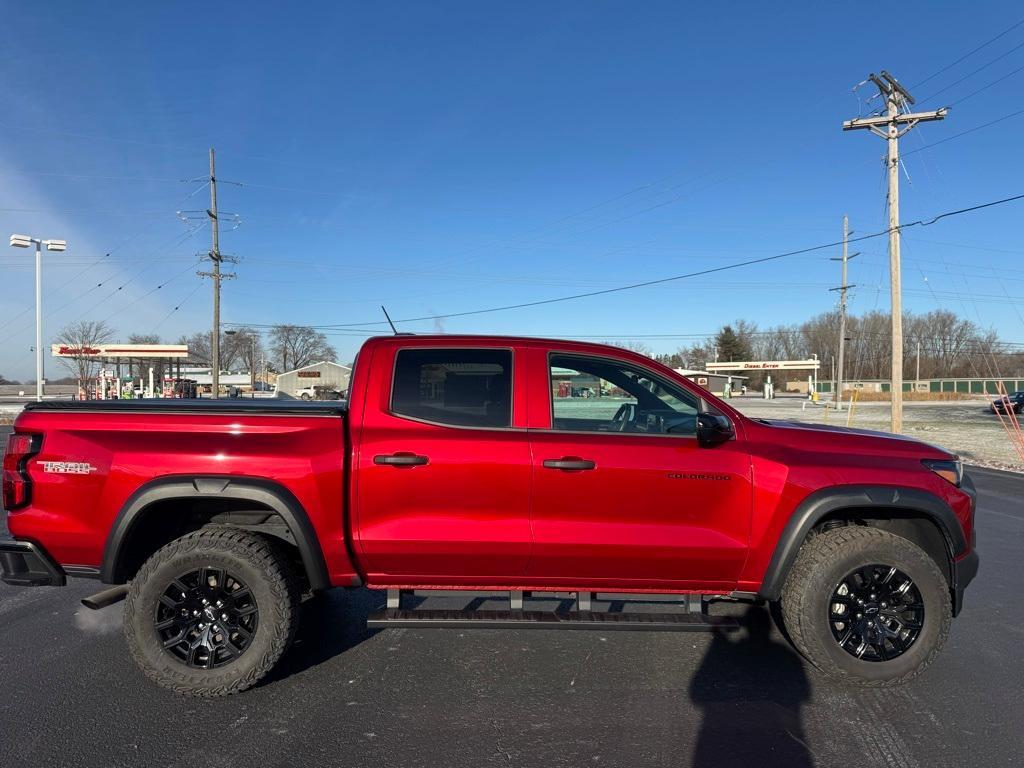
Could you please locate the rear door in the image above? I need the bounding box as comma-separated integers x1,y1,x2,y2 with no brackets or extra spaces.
526,349,752,590
352,343,533,584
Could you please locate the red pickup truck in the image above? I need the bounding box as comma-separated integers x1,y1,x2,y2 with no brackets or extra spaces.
1,335,977,696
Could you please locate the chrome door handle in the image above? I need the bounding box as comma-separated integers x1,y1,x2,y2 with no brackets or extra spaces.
374,453,429,467
543,457,596,471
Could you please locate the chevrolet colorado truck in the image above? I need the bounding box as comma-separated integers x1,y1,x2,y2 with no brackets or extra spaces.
1,335,978,696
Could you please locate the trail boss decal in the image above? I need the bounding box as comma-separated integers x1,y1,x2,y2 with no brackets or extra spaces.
40,461,97,475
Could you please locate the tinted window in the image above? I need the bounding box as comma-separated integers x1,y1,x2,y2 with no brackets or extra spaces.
550,354,698,435
392,348,512,428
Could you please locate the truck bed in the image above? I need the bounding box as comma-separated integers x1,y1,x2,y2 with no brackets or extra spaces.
22,399,348,416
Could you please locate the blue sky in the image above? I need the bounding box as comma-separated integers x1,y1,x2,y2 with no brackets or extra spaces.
1,1,1022,378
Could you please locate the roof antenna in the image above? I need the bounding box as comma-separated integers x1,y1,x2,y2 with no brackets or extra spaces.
381,305,399,335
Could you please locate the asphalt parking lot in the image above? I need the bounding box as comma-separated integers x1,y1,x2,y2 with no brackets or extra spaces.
1,426,1022,768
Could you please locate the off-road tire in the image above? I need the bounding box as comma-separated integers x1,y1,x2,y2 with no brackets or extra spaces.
780,525,951,686
124,527,300,696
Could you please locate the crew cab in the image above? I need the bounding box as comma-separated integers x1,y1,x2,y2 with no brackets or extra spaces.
1,335,978,695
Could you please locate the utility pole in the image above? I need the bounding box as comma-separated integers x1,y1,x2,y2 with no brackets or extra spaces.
916,340,921,388
196,149,236,398
208,149,221,399
844,72,947,433
830,216,858,411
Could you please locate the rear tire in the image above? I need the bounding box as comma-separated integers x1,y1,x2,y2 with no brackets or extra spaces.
124,527,300,697
780,526,951,686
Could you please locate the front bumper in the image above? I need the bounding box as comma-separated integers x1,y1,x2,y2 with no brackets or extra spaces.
951,472,978,616
0,538,66,587
952,548,979,617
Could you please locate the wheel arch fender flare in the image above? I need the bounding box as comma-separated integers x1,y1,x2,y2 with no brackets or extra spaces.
101,475,331,590
758,485,967,601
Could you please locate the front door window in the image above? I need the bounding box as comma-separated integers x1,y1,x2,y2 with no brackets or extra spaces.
550,354,698,435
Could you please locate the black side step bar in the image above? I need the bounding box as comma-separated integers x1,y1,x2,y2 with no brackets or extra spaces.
367,608,739,632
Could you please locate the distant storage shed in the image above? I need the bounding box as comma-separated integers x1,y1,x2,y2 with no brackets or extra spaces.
674,368,746,396
275,361,352,397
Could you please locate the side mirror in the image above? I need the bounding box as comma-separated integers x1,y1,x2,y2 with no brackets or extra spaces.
696,412,734,447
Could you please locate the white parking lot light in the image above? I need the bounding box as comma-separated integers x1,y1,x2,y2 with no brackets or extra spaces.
9,232,68,402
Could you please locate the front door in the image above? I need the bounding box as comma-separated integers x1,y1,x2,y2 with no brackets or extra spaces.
353,345,533,584
527,351,752,590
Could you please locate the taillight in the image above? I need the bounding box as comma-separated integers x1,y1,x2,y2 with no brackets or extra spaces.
2,432,41,510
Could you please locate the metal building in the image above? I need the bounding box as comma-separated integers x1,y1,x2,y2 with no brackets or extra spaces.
674,368,747,397
275,361,352,398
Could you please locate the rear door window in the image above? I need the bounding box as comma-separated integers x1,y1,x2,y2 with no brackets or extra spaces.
391,348,512,428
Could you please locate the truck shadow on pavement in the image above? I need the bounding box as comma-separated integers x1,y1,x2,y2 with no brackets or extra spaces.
689,605,814,768
262,591,815,768
261,588,385,685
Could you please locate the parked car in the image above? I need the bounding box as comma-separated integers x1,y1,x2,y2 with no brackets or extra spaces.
295,385,317,400
294,385,342,401
2,334,978,696
990,391,1024,414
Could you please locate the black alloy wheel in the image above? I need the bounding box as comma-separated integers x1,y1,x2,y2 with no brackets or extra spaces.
125,527,300,696
828,564,924,662
154,566,259,669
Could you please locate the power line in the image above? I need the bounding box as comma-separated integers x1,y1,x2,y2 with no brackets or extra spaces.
98,259,203,325
20,229,202,339
0,178,209,327
902,107,1024,156
0,171,185,183
0,207,171,216
151,284,204,335
909,17,1024,89
0,225,203,346
948,61,1024,106
310,326,1024,349
918,38,1024,103
226,192,1024,332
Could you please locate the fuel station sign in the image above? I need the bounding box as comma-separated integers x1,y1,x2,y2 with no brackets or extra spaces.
51,344,188,359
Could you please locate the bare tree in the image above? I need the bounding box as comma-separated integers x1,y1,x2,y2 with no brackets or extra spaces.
268,325,337,372
673,339,713,370
178,330,257,372
178,332,212,368
223,327,264,375
605,340,654,358
55,320,116,385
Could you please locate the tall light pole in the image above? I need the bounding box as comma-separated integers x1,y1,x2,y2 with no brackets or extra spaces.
10,234,67,402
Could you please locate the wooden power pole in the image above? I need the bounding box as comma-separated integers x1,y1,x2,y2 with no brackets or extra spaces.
208,148,221,399
830,215,858,411
844,72,947,433
196,148,236,399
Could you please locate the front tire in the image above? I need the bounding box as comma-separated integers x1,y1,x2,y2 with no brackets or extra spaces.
780,526,951,686
124,527,300,696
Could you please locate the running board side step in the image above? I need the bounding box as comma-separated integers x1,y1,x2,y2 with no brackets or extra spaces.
367,608,739,632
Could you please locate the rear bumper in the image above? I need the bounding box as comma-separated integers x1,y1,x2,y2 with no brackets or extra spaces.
0,538,66,587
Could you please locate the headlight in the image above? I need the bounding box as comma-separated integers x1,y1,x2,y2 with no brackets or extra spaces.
923,458,963,487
